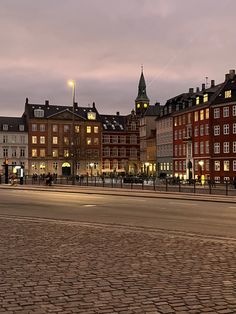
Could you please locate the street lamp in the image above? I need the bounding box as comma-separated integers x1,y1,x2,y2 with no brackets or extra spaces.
145,162,150,176
68,80,76,185
89,162,94,177
198,160,204,184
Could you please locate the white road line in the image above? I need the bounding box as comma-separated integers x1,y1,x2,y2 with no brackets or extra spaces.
169,202,197,206
83,204,96,207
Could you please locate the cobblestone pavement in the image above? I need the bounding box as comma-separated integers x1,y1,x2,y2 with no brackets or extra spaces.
1,216,236,313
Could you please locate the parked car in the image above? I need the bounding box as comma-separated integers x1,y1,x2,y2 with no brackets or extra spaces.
123,176,144,184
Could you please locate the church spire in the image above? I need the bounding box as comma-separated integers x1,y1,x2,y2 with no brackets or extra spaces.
135,66,150,115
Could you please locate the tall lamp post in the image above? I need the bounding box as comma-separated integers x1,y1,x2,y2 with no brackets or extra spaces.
68,80,76,185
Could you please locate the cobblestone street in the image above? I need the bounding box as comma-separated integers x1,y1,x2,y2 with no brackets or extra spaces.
1,216,236,314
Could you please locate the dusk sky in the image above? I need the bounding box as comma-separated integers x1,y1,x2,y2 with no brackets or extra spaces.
1,0,235,116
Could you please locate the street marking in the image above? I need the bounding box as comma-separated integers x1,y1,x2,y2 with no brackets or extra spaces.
229,207,236,209
169,202,197,206
83,204,96,207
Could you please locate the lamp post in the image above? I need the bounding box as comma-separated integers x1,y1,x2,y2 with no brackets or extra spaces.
89,162,94,177
68,80,76,185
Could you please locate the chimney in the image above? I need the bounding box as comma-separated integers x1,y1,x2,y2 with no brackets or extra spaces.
45,100,49,106
196,87,200,93
202,83,205,91
116,111,120,116
74,102,78,108
229,69,235,79
211,80,215,87
92,102,96,108
189,88,194,94
25,97,28,105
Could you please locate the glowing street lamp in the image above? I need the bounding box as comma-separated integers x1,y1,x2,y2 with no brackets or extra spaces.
68,80,76,185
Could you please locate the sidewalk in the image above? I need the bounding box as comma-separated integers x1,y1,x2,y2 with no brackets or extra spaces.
1,183,236,204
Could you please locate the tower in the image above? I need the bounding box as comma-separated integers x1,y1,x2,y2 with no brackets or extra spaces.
135,67,150,116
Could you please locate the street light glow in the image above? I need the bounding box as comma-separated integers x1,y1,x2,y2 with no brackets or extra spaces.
68,80,75,87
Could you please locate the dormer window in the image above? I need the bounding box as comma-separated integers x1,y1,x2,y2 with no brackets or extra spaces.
203,94,208,103
225,90,232,98
34,109,44,118
3,124,8,131
87,112,96,120
19,125,24,131
196,97,200,105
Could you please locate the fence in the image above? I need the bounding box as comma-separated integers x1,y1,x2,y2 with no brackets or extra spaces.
1,175,235,196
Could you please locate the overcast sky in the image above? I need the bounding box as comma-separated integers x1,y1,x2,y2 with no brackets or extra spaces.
0,0,235,116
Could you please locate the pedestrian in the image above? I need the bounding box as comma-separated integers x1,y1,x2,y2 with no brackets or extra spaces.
233,177,236,189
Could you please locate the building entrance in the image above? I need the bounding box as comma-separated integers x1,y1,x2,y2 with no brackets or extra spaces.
62,162,71,176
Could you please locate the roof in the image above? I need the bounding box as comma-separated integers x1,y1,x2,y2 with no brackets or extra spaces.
143,104,161,116
100,114,126,131
0,116,27,132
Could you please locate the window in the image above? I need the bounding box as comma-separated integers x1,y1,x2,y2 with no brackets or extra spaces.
3,135,8,143
75,125,80,133
225,90,232,98
200,125,204,136
174,130,178,140
223,107,229,117
40,124,45,132
130,148,137,157
214,125,220,136
3,124,8,131
111,147,118,157
214,161,220,171
120,136,126,144
178,116,182,126
194,126,198,137
179,130,182,140
233,123,236,134
11,135,16,143
20,148,25,157
205,141,209,154
120,147,126,157
104,160,110,169
206,160,210,171
40,136,45,144
224,142,229,153
64,125,69,132
64,149,69,157
32,124,37,131
103,147,110,157
194,111,198,122
94,126,99,133
32,149,37,157
34,109,44,117
19,125,24,131
200,142,204,154
224,160,230,171
112,136,118,144
52,124,58,132
87,112,96,120
131,122,136,131
130,135,137,144
233,160,236,171
214,143,220,154
103,135,110,144
233,105,236,116
194,142,198,154
214,108,220,119
203,94,208,103
205,124,209,135
223,124,229,135
233,142,236,153
53,162,58,171
205,108,209,119
200,110,204,120
3,148,8,157
52,149,58,157
94,138,99,145
196,97,200,105
32,136,37,144
174,117,178,127
86,137,91,145
194,160,198,172
86,126,91,133
53,137,58,144
64,137,69,145
40,149,45,157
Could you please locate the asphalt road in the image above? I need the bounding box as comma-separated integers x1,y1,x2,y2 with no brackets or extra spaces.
1,188,236,238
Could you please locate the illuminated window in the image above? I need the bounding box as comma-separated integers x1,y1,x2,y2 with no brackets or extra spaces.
87,137,91,145
214,161,220,171
225,90,232,98
144,103,148,108
87,112,96,120
94,126,99,133
32,136,37,144
86,126,91,133
205,108,209,119
75,125,80,133
200,110,204,120
40,149,45,157
64,149,69,157
40,136,45,144
94,138,99,145
196,97,200,105
194,111,198,122
224,160,230,171
52,149,58,157
53,137,58,144
137,103,140,108
64,137,69,145
203,94,208,103
32,149,37,157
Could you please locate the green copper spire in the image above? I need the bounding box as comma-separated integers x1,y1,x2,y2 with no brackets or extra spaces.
135,67,150,102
